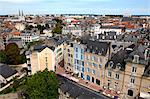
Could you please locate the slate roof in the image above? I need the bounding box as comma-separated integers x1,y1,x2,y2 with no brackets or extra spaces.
81,39,110,56
33,45,55,52
105,49,128,71
100,26,123,29
126,44,148,65
46,36,69,46
0,64,17,79
57,75,108,99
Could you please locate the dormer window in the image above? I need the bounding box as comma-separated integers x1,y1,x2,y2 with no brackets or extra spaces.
133,55,139,63
117,63,121,70
109,61,114,68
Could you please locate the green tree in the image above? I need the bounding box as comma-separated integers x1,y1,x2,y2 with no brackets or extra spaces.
52,20,63,34
45,23,49,29
0,50,7,63
36,25,46,33
24,69,59,99
26,25,34,30
5,43,20,65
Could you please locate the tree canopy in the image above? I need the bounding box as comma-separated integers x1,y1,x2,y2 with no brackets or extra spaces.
0,50,7,63
52,18,63,35
0,43,26,65
5,43,20,65
36,25,46,33
24,69,59,99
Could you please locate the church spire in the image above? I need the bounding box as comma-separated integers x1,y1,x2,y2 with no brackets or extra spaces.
22,10,24,16
19,10,21,16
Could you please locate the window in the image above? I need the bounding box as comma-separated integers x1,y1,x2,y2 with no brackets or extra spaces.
68,53,70,57
81,73,84,79
76,54,78,58
45,57,48,62
92,70,96,75
130,77,135,84
108,71,112,77
114,82,118,89
92,56,95,61
132,67,137,73
77,60,79,64
81,49,84,53
68,49,70,52
77,66,80,71
81,55,83,60
87,68,91,73
108,80,111,87
71,54,73,58
128,90,133,96
82,67,84,72
74,59,77,64
87,75,90,81
92,77,94,83
110,61,114,67
115,74,119,80
96,79,100,85
93,63,97,67
75,48,78,52
81,61,84,66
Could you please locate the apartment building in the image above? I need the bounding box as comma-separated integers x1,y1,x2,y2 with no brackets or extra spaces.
83,40,110,86
26,36,68,75
64,41,74,72
21,32,40,46
64,40,150,98
73,42,86,78
26,45,56,75
122,45,149,99
105,49,128,95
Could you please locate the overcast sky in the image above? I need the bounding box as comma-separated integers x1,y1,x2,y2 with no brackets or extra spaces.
0,0,149,15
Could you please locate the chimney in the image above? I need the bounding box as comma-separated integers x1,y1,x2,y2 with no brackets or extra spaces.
144,49,149,60
133,55,139,63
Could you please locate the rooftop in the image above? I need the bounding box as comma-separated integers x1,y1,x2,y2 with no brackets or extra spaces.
0,64,17,79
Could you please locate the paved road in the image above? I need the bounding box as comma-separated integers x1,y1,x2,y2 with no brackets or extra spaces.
57,74,110,99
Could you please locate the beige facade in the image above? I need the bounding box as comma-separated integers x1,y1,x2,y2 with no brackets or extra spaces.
104,67,125,92
84,52,108,86
64,43,74,72
84,46,109,86
140,76,150,98
55,44,64,66
63,41,150,98
122,62,147,98
30,47,55,74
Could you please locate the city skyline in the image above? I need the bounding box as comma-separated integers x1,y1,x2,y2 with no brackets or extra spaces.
0,0,149,15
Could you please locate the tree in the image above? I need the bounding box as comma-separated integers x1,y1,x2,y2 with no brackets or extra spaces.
26,25,34,30
45,23,49,29
0,50,7,63
5,43,20,65
24,69,59,99
52,19,63,34
36,25,46,33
